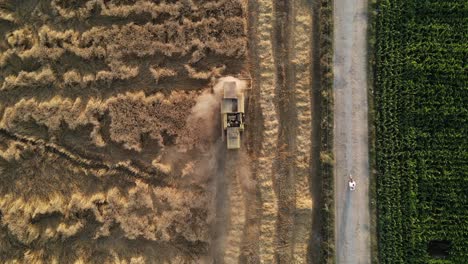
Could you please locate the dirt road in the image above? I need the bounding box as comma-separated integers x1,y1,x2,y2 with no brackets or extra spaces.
333,0,371,263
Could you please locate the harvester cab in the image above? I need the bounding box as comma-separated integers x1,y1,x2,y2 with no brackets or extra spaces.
221,81,245,149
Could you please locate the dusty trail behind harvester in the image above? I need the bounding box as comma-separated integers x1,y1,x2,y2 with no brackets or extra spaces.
210,140,229,263
211,142,252,264
209,78,251,264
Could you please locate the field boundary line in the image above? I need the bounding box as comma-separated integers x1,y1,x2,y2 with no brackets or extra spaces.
367,0,379,263
319,0,335,263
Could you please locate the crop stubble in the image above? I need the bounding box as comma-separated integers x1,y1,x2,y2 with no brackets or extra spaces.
291,2,314,263
253,0,279,262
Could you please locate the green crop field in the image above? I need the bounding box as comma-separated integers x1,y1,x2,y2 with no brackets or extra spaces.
374,0,467,263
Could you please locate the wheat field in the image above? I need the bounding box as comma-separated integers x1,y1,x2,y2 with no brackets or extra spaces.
0,0,246,263
0,0,323,263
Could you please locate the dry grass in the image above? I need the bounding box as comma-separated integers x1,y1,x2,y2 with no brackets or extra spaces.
106,91,196,151
149,66,177,83
292,2,314,262
1,66,56,91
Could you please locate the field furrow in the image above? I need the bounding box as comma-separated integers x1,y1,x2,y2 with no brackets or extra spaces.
272,0,296,262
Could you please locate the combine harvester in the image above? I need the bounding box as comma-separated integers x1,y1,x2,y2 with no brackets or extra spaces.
221,81,245,149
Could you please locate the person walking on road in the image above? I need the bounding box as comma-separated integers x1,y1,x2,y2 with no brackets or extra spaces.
349,174,356,191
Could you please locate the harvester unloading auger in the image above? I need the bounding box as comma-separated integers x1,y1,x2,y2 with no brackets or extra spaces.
221,81,246,149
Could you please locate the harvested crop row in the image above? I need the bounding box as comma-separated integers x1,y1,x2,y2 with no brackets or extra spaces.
0,0,247,100
1,19,245,87
255,0,279,262
52,0,182,20
0,66,56,91
51,0,244,21
0,91,197,151
291,2,313,263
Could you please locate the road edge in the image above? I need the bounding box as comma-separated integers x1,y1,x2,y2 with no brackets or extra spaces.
367,0,379,263
318,0,335,263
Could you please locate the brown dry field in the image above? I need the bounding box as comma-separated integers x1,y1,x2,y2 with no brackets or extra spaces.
0,0,323,263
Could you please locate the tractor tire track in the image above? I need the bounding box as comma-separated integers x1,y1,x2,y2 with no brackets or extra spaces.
211,141,228,264
211,144,247,264
272,0,296,263
0,128,167,186
223,152,246,263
